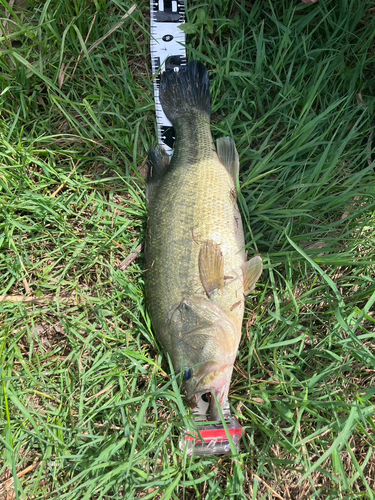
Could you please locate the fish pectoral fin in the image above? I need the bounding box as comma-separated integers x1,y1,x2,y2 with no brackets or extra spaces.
242,255,263,295
216,137,239,184
199,240,224,298
146,145,171,202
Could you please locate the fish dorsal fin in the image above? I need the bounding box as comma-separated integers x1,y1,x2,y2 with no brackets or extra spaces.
216,137,239,182
146,145,170,202
242,256,263,295
199,240,224,298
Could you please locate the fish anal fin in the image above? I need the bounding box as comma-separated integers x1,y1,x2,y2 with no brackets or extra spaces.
216,137,239,183
242,255,263,295
198,241,224,298
146,145,170,202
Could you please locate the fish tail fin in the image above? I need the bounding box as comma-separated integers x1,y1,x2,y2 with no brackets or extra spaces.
160,60,211,124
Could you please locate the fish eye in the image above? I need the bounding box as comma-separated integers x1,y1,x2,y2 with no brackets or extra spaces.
183,368,192,381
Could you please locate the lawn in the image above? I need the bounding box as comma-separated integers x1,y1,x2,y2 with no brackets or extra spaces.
1,0,375,498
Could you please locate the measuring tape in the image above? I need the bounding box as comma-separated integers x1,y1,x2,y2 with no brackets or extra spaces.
150,0,186,153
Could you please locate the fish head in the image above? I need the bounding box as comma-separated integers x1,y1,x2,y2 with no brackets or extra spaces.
171,296,241,420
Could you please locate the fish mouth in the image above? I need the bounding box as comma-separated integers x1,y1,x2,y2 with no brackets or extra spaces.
186,362,233,420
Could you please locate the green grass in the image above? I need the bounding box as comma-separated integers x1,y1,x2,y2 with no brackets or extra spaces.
1,0,375,498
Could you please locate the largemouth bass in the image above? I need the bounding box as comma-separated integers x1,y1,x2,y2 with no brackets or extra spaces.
145,61,262,421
